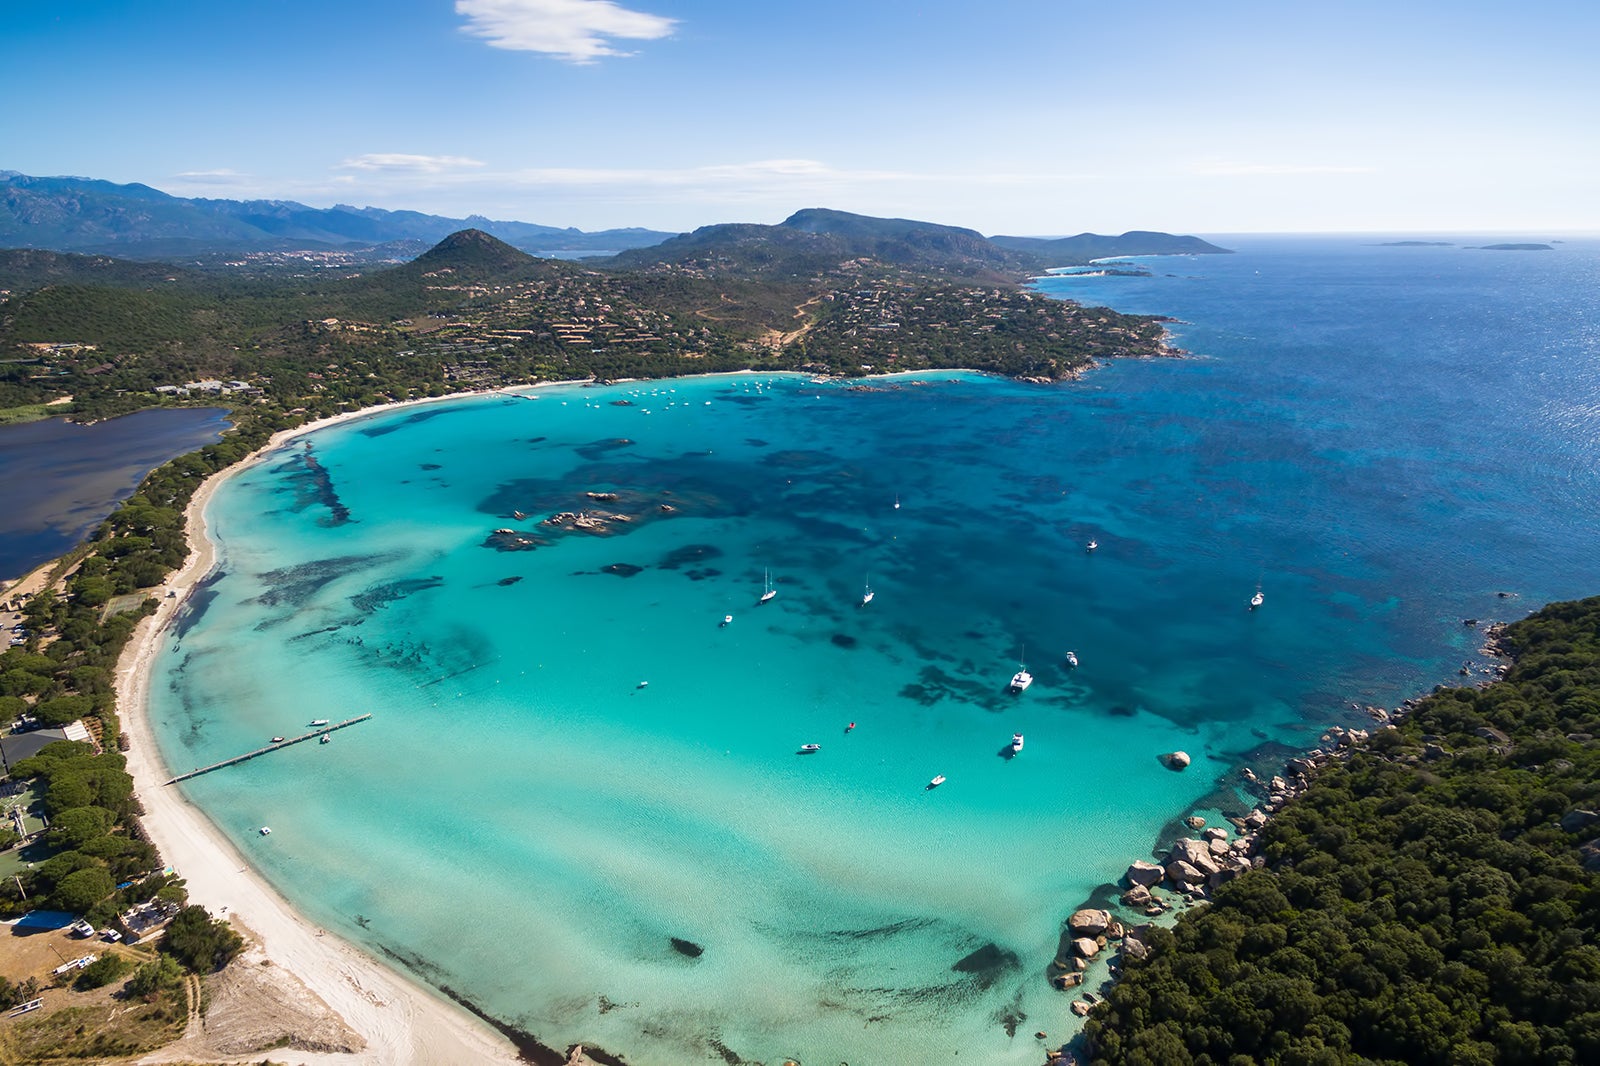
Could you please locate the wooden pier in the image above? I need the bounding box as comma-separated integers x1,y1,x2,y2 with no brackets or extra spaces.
164,714,372,785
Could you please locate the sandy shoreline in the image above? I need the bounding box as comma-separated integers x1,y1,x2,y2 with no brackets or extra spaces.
114,394,526,1064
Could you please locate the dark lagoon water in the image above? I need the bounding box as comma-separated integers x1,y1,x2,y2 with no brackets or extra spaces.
148,237,1600,1063
0,408,231,583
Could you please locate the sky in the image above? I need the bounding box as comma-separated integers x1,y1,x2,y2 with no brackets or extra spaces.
4,0,1598,236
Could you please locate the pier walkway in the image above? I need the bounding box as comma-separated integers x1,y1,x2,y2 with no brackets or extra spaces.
164,714,372,785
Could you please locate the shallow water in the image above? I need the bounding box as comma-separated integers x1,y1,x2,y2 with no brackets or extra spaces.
150,236,1600,1063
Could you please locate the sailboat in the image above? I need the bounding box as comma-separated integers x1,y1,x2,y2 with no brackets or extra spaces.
759,569,776,604
1008,647,1033,693
861,576,874,606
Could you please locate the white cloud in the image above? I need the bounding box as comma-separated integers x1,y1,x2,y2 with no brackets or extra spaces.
171,168,250,185
1186,161,1378,177
336,154,488,174
456,0,676,64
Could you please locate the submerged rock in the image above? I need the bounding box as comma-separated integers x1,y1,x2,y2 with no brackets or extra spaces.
669,937,704,958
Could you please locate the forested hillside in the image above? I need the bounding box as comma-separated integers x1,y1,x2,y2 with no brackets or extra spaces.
1085,598,1600,1065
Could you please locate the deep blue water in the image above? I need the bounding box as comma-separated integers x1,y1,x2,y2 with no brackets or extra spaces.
148,237,1600,1063
0,407,231,583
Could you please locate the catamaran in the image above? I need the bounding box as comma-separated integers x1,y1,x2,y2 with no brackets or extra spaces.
1008,648,1033,693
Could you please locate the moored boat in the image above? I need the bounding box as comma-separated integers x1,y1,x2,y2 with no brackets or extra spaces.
759,568,776,604
308,719,330,727
928,774,946,788
1011,732,1025,754
1065,651,1078,668
799,743,821,753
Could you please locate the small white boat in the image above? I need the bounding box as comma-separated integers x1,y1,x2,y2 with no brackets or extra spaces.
759,568,776,604
1086,540,1098,552
637,680,649,689
928,774,946,788
1009,649,1033,693
1250,587,1264,610
319,733,331,745
799,743,821,753
1065,651,1078,668
308,719,330,727
258,826,272,836
721,614,733,627
272,736,286,744
861,578,874,606
1011,732,1025,754
894,494,901,510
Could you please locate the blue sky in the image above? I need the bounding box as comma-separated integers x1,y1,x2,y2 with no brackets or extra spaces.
4,0,1597,235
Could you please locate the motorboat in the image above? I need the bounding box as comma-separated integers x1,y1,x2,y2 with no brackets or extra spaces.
258,826,272,836
759,569,776,604
1250,587,1264,610
1086,540,1098,552
1011,732,1025,754
928,774,946,788
721,614,733,627
799,743,821,753
320,733,331,744
1065,651,1078,668
308,719,330,727
271,736,285,744
861,578,874,606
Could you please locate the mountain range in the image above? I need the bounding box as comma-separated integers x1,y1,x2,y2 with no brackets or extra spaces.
0,171,673,259
0,171,1229,275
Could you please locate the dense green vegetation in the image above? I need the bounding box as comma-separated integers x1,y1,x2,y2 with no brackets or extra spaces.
1085,597,1600,1066
1,224,1182,425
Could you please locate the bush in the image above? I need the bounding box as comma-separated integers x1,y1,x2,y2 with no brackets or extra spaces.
161,905,243,972
73,952,130,990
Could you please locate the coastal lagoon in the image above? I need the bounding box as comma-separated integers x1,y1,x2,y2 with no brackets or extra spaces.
149,238,1600,1063
0,407,231,583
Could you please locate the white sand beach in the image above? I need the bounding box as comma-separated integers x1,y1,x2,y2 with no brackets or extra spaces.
113,398,526,1064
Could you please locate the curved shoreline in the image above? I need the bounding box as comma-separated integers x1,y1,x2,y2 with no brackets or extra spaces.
115,394,526,1065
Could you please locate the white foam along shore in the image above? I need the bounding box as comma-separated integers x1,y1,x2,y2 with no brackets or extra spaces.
114,393,525,1065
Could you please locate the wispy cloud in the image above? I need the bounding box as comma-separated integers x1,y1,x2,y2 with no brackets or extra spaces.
336,153,488,174
504,158,924,188
171,168,250,185
1186,161,1378,177
455,0,676,64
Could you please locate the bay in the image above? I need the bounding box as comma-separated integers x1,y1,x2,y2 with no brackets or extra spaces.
150,236,1600,1063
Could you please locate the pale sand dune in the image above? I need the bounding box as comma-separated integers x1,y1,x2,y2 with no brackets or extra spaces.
116,398,525,1065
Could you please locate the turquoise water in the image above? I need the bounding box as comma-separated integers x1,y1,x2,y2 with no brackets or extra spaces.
150,237,1600,1063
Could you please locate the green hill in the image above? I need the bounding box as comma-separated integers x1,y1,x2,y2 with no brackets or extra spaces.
1084,595,1600,1065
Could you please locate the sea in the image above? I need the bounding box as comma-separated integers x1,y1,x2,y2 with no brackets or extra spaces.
147,236,1600,1064
0,408,231,584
